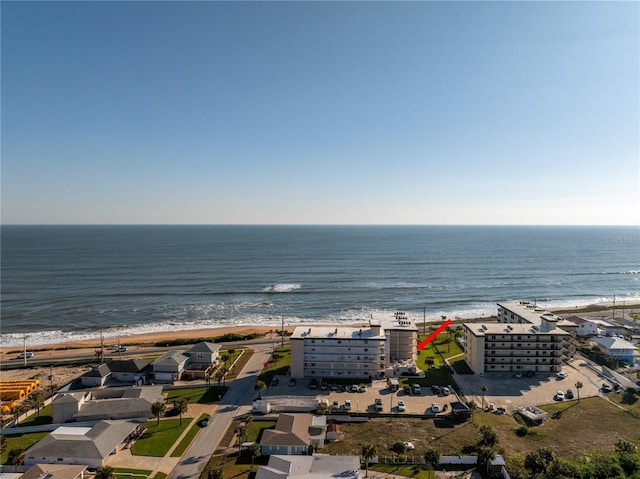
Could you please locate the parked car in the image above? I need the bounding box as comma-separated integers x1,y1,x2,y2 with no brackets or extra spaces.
556,371,568,379
411,384,422,395
358,385,367,393
288,378,297,387
310,378,318,389
404,441,415,450
566,389,574,399
330,383,338,391
320,381,328,390
397,400,406,412
344,400,352,411
441,387,450,396
332,400,341,411
201,415,211,427
602,383,613,393
431,403,441,413
403,385,411,395
16,351,34,359
555,391,565,401
271,375,280,386
375,398,383,411
431,385,441,395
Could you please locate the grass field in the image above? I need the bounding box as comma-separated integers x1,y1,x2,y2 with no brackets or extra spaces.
369,464,436,479
258,346,291,386
165,386,227,404
131,418,192,457
1,432,49,465
15,404,53,427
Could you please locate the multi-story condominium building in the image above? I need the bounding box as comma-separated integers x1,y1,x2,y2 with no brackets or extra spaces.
289,312,418,380
464,302,574,375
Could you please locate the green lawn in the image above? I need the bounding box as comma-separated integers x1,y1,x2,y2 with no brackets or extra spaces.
170,414,209,457
370,464,435,479
224,348,253,380
258,346,291,386
131,419,192,457
1,432,50,464
165,386,227,404
16,404,53,427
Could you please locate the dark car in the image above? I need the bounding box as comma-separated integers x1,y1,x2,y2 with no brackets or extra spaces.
602,383,613,393
565,389,574,399
431,385,441,394
288,378,297,387
403,385,411,395
310,378,318,389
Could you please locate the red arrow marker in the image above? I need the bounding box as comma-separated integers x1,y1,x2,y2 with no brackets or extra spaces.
418,319,452,350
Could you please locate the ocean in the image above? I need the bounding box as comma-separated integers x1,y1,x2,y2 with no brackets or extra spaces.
1,225,638,347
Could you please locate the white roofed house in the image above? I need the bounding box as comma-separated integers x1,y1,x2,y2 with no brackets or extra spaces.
24,420,140,469
592,336,640,365
256,454,361,479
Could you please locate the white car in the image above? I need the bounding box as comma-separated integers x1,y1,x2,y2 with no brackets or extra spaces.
556,371,568,379
16,351,34,359
344,400,352,411
397,400,406,412
555,391,565,401
404,441,415,450
431,403,441,413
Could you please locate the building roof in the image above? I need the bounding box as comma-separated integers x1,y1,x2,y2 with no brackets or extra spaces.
81,364,111,379
592,336,638,351
498,301,564,326
106,358,152,373
291,326,385,341
21,464,88,479
151,350,189,368
256,454,361,479
187,342,221,354
260,414,313,447
464,322,569,337
25,420,138,461
53,392,86,405
69,386,164,421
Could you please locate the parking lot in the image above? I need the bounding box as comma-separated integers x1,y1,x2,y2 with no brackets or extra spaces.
454,358,612,412
264,378,460,415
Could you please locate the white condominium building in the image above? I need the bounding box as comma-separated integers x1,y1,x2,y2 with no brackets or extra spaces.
464,302,574,375
289,312,418,380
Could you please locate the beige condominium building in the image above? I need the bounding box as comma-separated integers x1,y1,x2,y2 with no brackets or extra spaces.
464,301,574,375
289,311,418,380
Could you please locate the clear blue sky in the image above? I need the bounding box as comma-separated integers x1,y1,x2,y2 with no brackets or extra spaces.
2,1,638,225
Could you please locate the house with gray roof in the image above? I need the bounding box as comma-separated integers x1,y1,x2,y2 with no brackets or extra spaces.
24,420,140,469
592,336,639,365
79,364,111,388
151,342,220,383
255,454,361,479
21,463,88,479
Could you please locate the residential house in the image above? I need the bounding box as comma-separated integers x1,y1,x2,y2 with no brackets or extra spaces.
259,414,327,456
255,454,361,479
79,364,111,388
561,316,599,337
24,420,140,469
79,360,152,388
592,336,639,364
150,342,220,383
21,464,88,479
52,386,164,423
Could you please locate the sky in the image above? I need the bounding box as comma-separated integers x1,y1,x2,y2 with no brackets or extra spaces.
1,1,638,225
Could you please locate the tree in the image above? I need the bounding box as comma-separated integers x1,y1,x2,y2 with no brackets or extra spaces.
481,385,488,411
208,467,223,479
575,381,584,402
151,401,166,425
95,466,115,479
235,423,248,447
28,390,44,417
215,368,225,388
525,447,555,475
391,441,407,454
479,425,498,447
361,443,376,478
247,442,261,471
254,380,267,399
0,435,7,455
425,357,435,369
424,448,440,469
476,446,496,472
174,398,189,426
13,404,24,426
7,447,25,472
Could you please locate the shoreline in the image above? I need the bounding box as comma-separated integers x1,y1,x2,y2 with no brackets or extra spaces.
2,301,638,355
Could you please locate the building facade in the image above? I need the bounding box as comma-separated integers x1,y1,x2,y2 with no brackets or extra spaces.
465,302,573,375
289,312,418,380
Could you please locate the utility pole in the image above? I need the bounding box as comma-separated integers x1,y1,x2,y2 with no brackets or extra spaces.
23,335,28,367
100,328,104,363
423,307,426,335
613,294,616,320
281,316,285,348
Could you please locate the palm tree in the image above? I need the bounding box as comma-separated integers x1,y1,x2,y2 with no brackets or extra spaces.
7,447,25,472
247,442,261,471
575,381,583,402
28,390,44,417
424,448,440,469
361,443,376,478
425,357,435,369
95,466,115,479
481,385,488,411
208,467,223,479
174,398,189,426
13,404,24,426
151,401,166,425
215,368,225,388
254,380,267,399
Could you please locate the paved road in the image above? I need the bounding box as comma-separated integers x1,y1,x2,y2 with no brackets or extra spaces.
168,344,272,479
